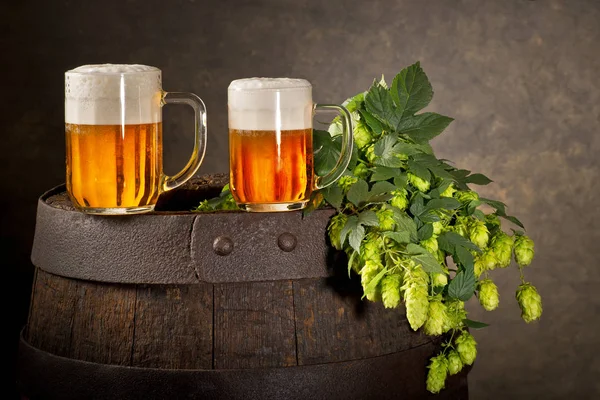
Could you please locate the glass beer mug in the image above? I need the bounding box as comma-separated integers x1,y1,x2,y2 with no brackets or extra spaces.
65,64,207,214
228,78,353,212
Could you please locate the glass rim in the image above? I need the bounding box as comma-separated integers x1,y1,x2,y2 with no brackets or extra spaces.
65,64,161,76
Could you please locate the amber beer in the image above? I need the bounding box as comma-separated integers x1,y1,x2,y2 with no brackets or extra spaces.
228,78,353,212
65,64,207,214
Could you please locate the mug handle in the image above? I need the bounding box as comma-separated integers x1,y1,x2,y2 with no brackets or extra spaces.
313,104,354,189
161,91,208,192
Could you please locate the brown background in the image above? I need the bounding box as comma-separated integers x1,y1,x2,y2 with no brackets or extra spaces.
3,0,600,398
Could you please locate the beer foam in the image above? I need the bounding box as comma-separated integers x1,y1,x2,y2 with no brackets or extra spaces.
228,78,313,131
65,64,162,125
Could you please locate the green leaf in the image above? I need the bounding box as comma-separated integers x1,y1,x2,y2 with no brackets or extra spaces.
454,246,475,273
362,267,388,299
371,167,404,182
358,210,379,227
473,209,486,220
448,271,477,301
342,92,365,112
347,179,369,207
313,130,341,176
465,173,493,185
428,180,453,198
407,159,431,182
437,231,481,254
383,231,412,244
347,250,357,277
349,224,366,253
406,244,443,274
417,223,434,241
425,198,461,212
479,198,507,216
418,212,441,223
321,185,343,210
464,319,490,329
373,135,404,168
502,215,525,229
397,113,454,143
394,174,408,188
390,208,419,242
409,195,426,217
465,200,481,216
365,83,400,129
390,61,433,118
370,181,396,196
359,109,384,136
340,215,358,248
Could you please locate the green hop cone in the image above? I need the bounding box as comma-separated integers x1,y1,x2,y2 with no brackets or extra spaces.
376,208,396,231
469,219,490,249
401,263,430,330
365,144,377,164
352,163,369,180
424,300,449,336
452,216,470,238
478,279,500,311
490,231,514,268
360,259,383,301
455,331,477,366
337,175,358,193
381,274,402,309
353,120,373,149
420,235,439,254
516,283,542,323
432,220,444,235
485,213,501,231
440,183,456,198
514,234,535,267
361,232,382,263
445,301,467,331
390,188,409,210
474,249,497,277
327,213,348,251
455,190,479,204
408,172,431,192
447,350,463,376
426,354,448,394
196,200,212,212
432,272,448,287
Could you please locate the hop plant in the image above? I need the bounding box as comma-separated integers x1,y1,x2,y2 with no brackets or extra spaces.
440,183,456,198
381,274,402,309
452,216,470,238
401,262,430,330
327,213,347,250
474,249,497,277
365,144,377,163
408,172,430,192
446,350,463,376
516,283,542,323
353,120,373,149
432,220,444,235
455,331,477,366
478,279,500,311
337,175,358,193
490,231,514,268
432,272,448,288
361,232,382,263
514,234,535,267
420,235,439,254
352,163,369,179
376,208,396,231
469,219,490,249
455,190,479,204
390,188,409,210
424,300,449,336
426,354,449,394
360,259,383,301
445,301,467,331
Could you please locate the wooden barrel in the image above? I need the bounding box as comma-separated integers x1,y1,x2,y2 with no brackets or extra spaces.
18,175,469,400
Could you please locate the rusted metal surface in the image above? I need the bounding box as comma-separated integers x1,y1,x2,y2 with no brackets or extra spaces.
30,177,335,284
17,333,469,400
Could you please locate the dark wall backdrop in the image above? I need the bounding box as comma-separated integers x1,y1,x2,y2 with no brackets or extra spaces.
3,0,599,398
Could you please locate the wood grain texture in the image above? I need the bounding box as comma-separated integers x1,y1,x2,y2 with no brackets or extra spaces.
132,284,213,369
69,279,136,365
26,269,79,357
214,281,296,369
293,278,432,365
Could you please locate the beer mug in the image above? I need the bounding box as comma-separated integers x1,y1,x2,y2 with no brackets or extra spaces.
228,78,353,212
65,64,207,214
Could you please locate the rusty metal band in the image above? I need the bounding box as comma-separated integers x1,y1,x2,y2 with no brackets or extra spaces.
17,333,469,400
31,184,336,284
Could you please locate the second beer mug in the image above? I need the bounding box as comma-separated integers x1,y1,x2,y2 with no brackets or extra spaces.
65,64,207,214
228,78,353,212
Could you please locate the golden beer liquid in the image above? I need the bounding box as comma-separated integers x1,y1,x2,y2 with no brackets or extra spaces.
65,123,162,209
229,128,314,205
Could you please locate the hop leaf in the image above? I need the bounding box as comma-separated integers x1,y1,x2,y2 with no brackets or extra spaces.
455,331,477,366
478,279,500,311
408,172,430,192
516,283,542,323
376,208,396,231
426,354,448,394
514,234,535,267
490,231,514,268
401,262,430,330
447,350,463,376
469,219,490,249
390,188,409,210
353,163,369,180
360,259,384,301
354,120,373,149
381,274,402,308
328,213,348,250
424,300,448,336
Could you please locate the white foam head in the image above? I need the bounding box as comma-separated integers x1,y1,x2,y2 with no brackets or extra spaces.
228,78,313,131
65,64,162,125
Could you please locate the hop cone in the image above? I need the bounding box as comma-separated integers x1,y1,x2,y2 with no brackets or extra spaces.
426,354,448,394
328,213,348,251
376,208,396,231
360,259,383,301
361,232,382,263
352,163,369,180
433,220,444,235
420,236,439,254
390,188,409,210
381,274,402,309
514,234,535,267
408,172,431,192
455,331,477,366
365,144,377,163
432,272,448,287
354,120,373,149
485,213,501,230
455,190,479,204
516,283,542,323
445,301,467,331
452,216,470,238
474,249,496,277
490,231,514,268
469,219,490,249
196,200,212,212
440,183,456,198
447,350,463,375
401,263,430,330
337,175,358,193
424,300,449,336
478,279,500,311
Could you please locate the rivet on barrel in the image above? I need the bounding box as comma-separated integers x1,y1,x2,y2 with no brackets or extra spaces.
213,236,234,256
278,233,297,252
